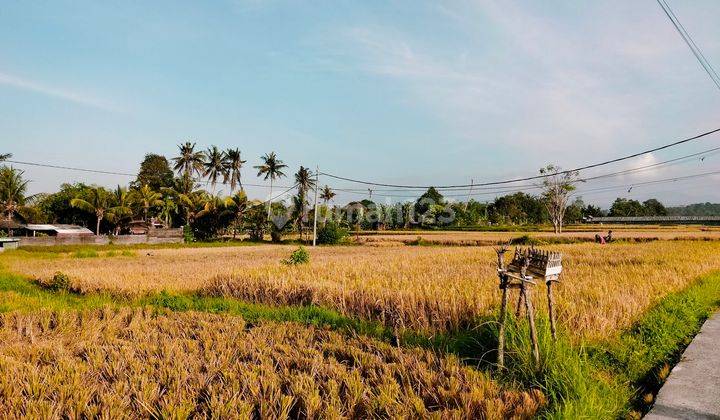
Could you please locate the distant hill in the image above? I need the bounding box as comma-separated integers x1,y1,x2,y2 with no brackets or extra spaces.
667,203,720,216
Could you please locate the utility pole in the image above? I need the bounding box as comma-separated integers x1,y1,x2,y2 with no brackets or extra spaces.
465,178,474,210
312,166,319,246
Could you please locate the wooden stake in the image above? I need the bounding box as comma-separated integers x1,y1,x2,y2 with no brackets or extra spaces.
524,284,540,366
498,282,509,368
496,247,508,369
547,281,557,340
515,287,526,317
521,259,540,367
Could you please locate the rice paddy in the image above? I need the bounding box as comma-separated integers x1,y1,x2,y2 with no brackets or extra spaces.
2,233,720,418
8,240,720,340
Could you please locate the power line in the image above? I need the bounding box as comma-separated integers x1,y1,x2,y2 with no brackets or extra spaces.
656,0,720,90
5,159,294,189
320,127,720,189
327,143,720,195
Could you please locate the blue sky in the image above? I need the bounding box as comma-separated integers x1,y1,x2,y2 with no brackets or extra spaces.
1,0,719,206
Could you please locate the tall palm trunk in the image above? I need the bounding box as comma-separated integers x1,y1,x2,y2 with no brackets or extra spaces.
95,213,103,236
267,178,273,220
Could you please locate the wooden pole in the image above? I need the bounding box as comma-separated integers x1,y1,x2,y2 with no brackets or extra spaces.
496,248,508,369
521,259,540,366
312,166,319,247
515,287,526,317
547,281,557,340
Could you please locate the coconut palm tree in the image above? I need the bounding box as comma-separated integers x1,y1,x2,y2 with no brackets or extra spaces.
0,166,29,221
131,185,163,222
70,187,114,236
224,190,248,239
109,186,133,234
157,195,178,227
254,152,288,219
223,148,246,193
319,185,336,225
203,146,227,193
294,166,316,241
172,142,206,180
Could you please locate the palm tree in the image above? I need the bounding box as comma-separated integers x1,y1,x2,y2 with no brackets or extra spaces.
131,185,163,222
254,152,288,219
70,187,114,236
0,166,29,221
109,186,133,234
224,190,248,239
294,166,316,241
204,146,227,193
162,176,201,227
223,148,246,193
172,142,206,180
158,195,178,227
319,185,336,225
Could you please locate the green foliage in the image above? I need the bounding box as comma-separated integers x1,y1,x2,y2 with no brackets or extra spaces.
610,197,668,217
282,246,310,265
668,202,720,216
183,225,195,242
487,192,547,225
48,271,71,291
72,249,99,258
131,154,174,191
316,222,348,245
414,187,445,217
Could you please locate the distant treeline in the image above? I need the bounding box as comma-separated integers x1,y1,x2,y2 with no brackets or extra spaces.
667,202,720,216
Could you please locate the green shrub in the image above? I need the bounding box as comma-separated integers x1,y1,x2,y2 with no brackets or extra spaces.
316,222,348,245
48,272,71,291
183,225,195,243
282,246,310,265
72,249,98,258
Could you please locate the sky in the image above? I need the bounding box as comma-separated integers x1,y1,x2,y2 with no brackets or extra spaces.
1,0,719,208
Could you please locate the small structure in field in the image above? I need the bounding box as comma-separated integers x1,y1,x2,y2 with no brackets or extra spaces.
24,224,95,238
127,219,166,235
495,246,563,368
0,238,19,251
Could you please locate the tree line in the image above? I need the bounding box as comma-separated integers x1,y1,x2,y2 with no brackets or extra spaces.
0,150,700,240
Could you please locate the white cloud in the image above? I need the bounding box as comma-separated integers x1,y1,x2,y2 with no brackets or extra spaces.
0,71,117,111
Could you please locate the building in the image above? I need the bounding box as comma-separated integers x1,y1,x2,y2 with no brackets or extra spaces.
23,224,95,237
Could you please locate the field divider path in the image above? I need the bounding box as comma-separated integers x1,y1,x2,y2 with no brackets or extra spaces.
646,311,720,419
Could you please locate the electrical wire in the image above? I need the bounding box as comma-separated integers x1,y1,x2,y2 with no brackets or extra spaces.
4,159,294,189
319,127,720,189
656,0,720,90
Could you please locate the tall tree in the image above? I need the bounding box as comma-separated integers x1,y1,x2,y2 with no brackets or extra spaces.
132,154,174,191
294,166,316,240
70,187,114,235
131,185,163,222
539,165,579,234
172,142,206,180
319,185,336,225
203,146,227,193
254,152,288,219
224,148,246,193
109,186,133,234
0,166,29,221
224,190,248,239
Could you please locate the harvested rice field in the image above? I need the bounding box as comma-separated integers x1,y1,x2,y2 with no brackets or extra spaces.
2,236,720,418
7,240,720,340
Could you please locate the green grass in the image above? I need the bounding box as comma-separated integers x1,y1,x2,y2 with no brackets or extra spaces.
1,264,719,418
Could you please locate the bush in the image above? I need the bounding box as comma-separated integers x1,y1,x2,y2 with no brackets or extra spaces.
316,222,348,245
183,225,195,243
48,272,71,291
282,246,310,265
